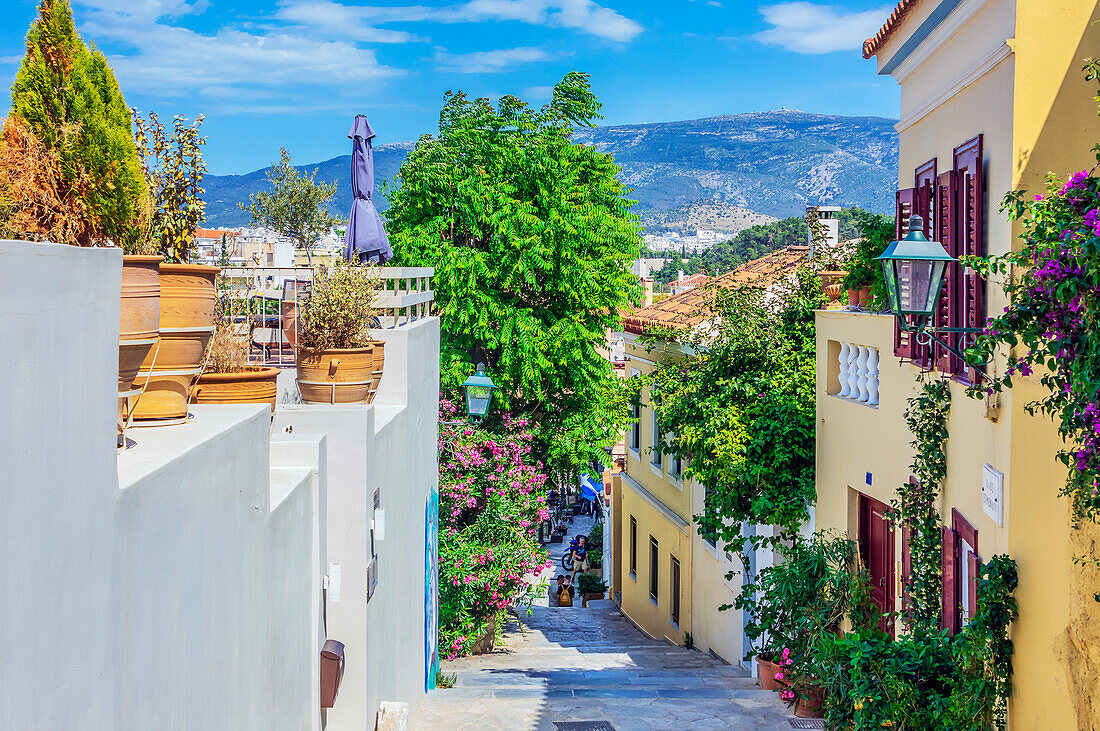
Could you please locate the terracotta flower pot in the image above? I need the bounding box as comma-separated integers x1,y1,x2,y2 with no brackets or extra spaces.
847,289,861,308
757,659,782,691
858,286,871,308
296,345,376,404
193,367,280,412
118,256,162,443
281,299,299,349
130,263,219,422
368,339,385,402
794,684,826,719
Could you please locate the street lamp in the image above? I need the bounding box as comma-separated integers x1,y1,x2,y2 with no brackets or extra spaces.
876,214,955,324
877,214,986,373
461,363,496,420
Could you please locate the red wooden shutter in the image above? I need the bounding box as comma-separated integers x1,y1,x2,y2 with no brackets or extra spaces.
953,135,984,383
967,550,980,624
912,162,937,369
941,525,959,634
894,188,918,360
934,170,958,373
901,524,911,612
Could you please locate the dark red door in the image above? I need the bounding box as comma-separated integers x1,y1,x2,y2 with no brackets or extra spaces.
859,494,894,634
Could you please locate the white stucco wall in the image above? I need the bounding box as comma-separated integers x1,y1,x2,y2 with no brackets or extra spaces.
273,316,441,729
0,242,324,730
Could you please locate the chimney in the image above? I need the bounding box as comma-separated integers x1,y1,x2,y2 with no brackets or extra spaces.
678,269,685,283
642,277,654,307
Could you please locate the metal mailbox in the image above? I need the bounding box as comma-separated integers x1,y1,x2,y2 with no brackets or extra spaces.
320,639,345,709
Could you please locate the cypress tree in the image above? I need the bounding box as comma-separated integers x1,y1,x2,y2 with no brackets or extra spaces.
8,0,147,248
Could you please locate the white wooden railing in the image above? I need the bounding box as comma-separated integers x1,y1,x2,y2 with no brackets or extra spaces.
374,267,434,328
837,342,880,406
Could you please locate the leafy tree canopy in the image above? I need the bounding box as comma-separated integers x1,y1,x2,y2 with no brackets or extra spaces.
7,0,147,248
386,72,642,473
646,267,825,547
240,147,344,265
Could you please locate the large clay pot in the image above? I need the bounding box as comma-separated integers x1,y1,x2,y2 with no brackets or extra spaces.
367,339,385,402
118,256,162,444
281,300,299,348
296,345,375,404
193,367,280,412
757,659,783,691
794,684,826,719
130,263,219,421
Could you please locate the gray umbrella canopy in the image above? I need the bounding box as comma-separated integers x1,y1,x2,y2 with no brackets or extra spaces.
343,115,392,263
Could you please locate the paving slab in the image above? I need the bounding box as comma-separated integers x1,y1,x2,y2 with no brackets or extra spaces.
415,512,801,729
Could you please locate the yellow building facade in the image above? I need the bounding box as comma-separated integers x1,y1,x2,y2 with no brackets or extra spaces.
608,247,808,668
816,1,1100,726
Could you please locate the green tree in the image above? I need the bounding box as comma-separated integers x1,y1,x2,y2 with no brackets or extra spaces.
133,112,206,263
8,0,147,249
386,72,642,473
647,268,825,550
240,147,343,266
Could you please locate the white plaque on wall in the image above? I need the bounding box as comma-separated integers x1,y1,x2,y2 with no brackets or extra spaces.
982,464,1004,526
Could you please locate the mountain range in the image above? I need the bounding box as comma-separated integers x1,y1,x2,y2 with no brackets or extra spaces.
202,110,899,233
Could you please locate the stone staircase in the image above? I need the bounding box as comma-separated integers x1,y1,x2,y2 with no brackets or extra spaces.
416,603,803,730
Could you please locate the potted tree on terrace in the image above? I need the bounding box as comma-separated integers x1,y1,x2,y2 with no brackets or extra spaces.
1,0,157,444
127,112,220,422
578,573,607,606
295,263,385,404
192,278,280,411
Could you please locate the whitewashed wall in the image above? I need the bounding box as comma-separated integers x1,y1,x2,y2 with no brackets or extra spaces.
273,316,441,729
0,242,324,730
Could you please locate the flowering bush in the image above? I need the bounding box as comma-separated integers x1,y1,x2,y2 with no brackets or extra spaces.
965,63,1100,526
966,166,1100,523
437,398,551,659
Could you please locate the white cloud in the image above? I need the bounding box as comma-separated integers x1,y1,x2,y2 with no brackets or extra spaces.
754,2,891,54
434,46,557,73
524,85,555,99
74,0,401,107
278,0,644,43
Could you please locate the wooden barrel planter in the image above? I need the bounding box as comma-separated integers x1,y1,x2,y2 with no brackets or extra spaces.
118,256,162,443
296,345,377,404
129,263,218,422
193,367,280,412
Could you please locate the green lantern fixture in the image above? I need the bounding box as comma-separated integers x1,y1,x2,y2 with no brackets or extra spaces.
876,214,956,324
462,363,496,420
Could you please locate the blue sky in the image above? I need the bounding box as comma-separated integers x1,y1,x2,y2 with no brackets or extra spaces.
0,0,899,174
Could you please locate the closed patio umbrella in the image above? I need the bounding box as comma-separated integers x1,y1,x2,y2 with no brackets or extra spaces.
343,115,392,263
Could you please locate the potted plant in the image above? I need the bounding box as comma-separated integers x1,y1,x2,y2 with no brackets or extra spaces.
578,573,607,606
128,113,220,422
295,263,384,404
192,279,280,411
841,211,894,311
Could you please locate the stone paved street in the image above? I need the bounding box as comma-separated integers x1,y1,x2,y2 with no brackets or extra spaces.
416,513,800,730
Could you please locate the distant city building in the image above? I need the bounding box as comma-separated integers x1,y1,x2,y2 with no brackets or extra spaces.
669,271,710,296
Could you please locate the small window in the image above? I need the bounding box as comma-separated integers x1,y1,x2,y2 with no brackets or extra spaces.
650,406,662,468
629,517,637,576
671,556,681,625
649,536,659,602
629,402,640,451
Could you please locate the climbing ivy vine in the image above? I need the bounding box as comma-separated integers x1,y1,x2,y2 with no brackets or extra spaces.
893,376,951,629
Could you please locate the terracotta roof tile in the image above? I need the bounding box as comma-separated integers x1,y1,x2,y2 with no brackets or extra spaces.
863,0,921,60
622,246,809,335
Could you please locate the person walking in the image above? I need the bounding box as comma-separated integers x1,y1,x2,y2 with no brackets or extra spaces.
557,576,575,607
549,575,566,606
570,535,589,583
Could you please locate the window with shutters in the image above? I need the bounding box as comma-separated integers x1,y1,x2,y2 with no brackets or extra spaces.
941,508,980,635
649,536,659,603
892,136,985,380
650,404,662,468
629,516,637,578
670,556,681,625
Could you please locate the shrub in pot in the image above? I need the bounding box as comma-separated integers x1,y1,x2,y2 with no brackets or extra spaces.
295,263,383,404
193,280,279,411
128,113,220,422
578,573,607,606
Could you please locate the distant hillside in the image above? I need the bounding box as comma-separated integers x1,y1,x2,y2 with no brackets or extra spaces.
203,142,412,228
202,110,897,229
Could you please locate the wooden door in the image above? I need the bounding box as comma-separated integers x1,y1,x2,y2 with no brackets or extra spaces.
859,494,895,634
